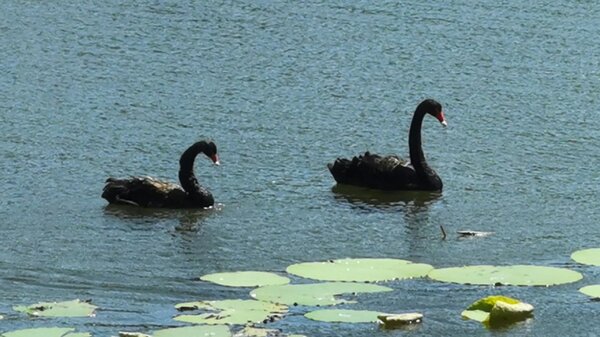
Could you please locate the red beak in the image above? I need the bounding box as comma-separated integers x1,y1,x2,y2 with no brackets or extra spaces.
210,154,220,165
436,110,448,127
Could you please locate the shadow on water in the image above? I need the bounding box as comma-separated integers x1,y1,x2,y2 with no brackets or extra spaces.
331,184,442,214
103,204,220,231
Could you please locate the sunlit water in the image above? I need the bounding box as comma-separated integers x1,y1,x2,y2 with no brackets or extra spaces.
1,1,600,336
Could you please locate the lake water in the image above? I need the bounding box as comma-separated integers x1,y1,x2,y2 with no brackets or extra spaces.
1,1,600,336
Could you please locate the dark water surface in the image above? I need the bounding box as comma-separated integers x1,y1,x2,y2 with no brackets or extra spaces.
1,1,600,336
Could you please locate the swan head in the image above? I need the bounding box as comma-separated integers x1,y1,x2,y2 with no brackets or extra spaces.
419,99,447,127
201,141,220,165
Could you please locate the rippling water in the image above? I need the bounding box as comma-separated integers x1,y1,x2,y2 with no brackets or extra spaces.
1,1,600,336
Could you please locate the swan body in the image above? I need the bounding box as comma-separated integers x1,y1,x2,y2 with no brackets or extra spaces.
102,141,219,208
328,99,446,191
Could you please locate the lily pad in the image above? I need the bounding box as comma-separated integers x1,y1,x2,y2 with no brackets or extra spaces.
201,271,290,288
174,299,287,325
0,328,90,337
286,258,433,282
250,282,392,306
467,295,520,311
305,309,383,323
428,265,582,286
579,285,600,298
13,299,97,317
462,295,522,323
571,248,600,266
461,296,534,328
233,327,307,337
153,325,231,337
461,310,489,322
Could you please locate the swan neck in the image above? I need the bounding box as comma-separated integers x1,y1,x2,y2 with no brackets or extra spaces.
178,143,203,193
409,110,427,171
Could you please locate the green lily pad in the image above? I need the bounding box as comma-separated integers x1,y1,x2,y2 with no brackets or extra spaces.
461,296,534,328
579,284,600,298
571,248,600,266
428,265,582,286
305,309,383,323
118,333,151,337
467,295,520,311
462,295,521,323
250,282,392,306
174,299,287,325
461,309,489,322
0,327,90,337
154,325,231,337
286,258,433,282
233,327,307,337
201,271,290,288
13,299,97,317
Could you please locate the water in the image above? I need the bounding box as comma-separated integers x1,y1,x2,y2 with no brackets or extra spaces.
1,1,599,336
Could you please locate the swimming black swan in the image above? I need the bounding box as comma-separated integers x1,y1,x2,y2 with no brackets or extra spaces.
102,140,220,208
327,99,447,191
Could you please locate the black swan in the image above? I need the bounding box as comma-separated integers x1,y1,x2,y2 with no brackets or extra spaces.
102,140,219,208
327,99,446,191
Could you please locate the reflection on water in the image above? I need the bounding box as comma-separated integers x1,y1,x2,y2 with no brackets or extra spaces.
331,184,442,214
103,204,220,231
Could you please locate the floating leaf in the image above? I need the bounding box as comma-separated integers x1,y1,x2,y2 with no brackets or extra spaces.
571,248,600,266
13,299,97,317
233,327,306,337
174,299,287,325
201,271,290,288
579,285,600,298
305,309,383,323
428,265,582,286
377,313,423,329
461,296,533,328
153,325,231,337
119,333,151,337
0,327,90,337
467,296,520,311
233,327,277,337
250,282,392,306
286,258,433,282
461,310,489,322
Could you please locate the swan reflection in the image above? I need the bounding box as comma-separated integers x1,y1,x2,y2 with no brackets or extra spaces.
103,203,220,231
331,184,442,212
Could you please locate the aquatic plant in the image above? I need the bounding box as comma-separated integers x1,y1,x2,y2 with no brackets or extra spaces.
286,258,433,282
579,285,600,299
571,248,600,266
250,282,392,306
304,309,384,323
200,271,290,288
174,299,287,325
153,325,231,337
428,265,582,286
13,299,97,318
0,327,90,337
461,296,533,328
